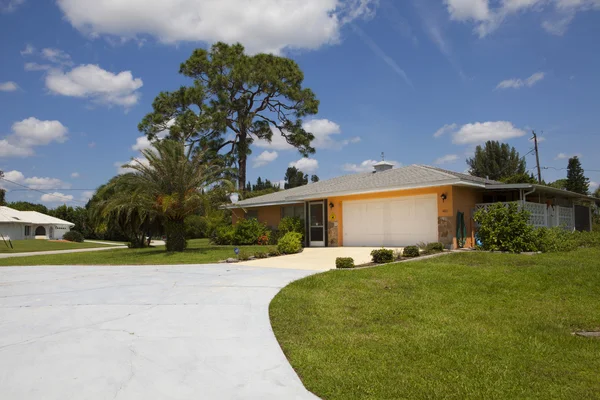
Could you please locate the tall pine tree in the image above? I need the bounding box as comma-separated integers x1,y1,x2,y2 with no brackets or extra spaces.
565,156,589,194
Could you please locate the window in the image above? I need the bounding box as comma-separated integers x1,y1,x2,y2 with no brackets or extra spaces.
246,210,259,220
24,226,30,236
282,205,305,220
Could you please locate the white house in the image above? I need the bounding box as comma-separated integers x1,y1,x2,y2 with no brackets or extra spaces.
0,206,75,240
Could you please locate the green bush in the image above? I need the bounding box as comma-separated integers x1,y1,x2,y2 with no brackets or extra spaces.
402,246,420,258
336,257,355,269
267,246,281,257
212,225,235,245
370,248,395,263
63,230,84,242
238,249,252,261
233,218,268,245
534,228,600,253
185,214,207,239
254,251,268,259
277,232,303,254
473,203,537,253
279,216,305,241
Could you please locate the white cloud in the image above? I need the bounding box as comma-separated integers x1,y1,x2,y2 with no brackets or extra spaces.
3,170,25,183
555,152,582,160
115,157,150,174
71,172,80,178
40,192,74,203
434,154,460,165
1,0,25,13
589,181,599,191
452,121,526,144
56,0,377,54
20,44,35,56
444,0,600,37
289,158,319,174
40,48,73,66
45,64,143,107
253,150,278,168
0,170,70,192
496,72,545,90
342,159,400,173
0,117,68,158
256,118,359,151
24,62,51,71
433,123,458,138
131,121,173,151
0,81,19,92
81,190,95,201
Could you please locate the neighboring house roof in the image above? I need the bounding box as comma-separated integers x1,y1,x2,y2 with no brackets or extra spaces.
0,206,75,226
230,165,501,208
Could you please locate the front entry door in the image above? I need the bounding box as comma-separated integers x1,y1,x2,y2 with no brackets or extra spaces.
309,202,325,247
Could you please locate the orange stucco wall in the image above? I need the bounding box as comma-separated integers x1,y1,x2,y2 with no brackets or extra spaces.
232,204,302,229
328,185,454,247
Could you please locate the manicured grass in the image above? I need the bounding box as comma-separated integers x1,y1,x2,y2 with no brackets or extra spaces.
270,249,600,399
0,239,117,254
0,238,267,265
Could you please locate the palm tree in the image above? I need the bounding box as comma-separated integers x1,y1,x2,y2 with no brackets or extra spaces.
104,140,230,251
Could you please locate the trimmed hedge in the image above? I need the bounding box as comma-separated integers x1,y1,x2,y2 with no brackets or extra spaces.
370,248,395,264
63,230,84,243
402,246,420,258
336,257,355,269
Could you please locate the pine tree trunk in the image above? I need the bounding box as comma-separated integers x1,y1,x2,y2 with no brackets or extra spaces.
165,219,187,252
238,153,247,192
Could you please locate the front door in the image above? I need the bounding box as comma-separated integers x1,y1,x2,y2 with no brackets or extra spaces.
309,201,325,247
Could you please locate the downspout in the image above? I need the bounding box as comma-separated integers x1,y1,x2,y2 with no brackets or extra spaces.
523,187,536,205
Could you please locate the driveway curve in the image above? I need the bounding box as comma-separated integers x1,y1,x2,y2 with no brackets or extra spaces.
0,265,319,399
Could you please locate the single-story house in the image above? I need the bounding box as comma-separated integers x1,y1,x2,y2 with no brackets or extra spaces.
228,163,596,249
0,206,75,240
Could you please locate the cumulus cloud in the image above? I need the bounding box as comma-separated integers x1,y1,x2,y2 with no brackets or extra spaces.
81,190,95,202
0,169,70,192
256,118,359,151
434,154,460,165
0,117,68,157
40,192,74,203
46,64,143,107
24,62,51,71
56,0,377,54
433,123,458,138
131,120,174,151
452,121,526,145
20,44,35,56
115,157,150,174
444,0,600,37
40,48,73,66
496,72,545,90
0,81,19,92
289,158,319,174
343,159,400,173
253,150,278,168
555,152,582,160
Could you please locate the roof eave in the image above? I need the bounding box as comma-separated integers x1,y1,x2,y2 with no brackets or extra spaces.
485,183,597,200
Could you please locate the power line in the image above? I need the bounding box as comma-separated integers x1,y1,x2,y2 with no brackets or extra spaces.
9,188,95,192
0,177,87,204
543,167,600,172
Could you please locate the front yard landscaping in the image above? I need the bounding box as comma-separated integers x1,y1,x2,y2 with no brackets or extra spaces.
0,240,116,254
270,249,600,399
0,239,267,266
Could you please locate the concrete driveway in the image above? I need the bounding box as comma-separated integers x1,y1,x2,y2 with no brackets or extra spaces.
239,247,403,271
0,265,319,399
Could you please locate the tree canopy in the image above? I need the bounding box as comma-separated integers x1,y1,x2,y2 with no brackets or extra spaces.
467,141,527,181
284,167,308,189
565,156,590,195
139,42,319,191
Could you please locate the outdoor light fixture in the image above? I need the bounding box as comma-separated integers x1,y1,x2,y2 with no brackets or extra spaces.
229,192,239,204
329,202,334,209
441,193,447,202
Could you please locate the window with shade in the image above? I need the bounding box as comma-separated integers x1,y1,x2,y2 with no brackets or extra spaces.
281,205,305,220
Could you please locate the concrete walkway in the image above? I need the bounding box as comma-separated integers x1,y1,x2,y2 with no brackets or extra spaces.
239,247,403,271
0,245,127,259
0,265,319,399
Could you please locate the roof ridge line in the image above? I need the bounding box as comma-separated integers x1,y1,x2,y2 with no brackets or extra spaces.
413,164,458,180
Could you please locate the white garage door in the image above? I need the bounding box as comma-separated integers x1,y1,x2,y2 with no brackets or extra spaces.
343,194,438,247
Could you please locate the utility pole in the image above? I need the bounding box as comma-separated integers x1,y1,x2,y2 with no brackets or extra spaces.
532,130,542,184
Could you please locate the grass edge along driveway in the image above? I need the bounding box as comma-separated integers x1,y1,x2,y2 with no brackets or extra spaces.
270,249,600,400
0,240,118,254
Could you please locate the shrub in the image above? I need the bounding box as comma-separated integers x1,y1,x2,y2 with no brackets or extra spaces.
257,233,270,246
336,257,355,269
184,214,207,239
420,242,445,255
63,230,84,242
268,228,282,245
534,228,600,252
212,225,235,245
267,247,281,257
233,218,268,245
254,251,268,259
473,203,537,253
279,216,305,241
277,232,303,254
402,246,420,258
370,248,395,264
238,249,251,261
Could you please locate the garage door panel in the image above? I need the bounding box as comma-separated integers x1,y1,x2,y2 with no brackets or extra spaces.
343,195,438,247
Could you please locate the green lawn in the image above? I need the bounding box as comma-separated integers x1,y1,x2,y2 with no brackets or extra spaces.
0,240,117,254
0,238,266,265
270,249,600,400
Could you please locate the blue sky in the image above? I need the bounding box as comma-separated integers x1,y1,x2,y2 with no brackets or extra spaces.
1,0,599,206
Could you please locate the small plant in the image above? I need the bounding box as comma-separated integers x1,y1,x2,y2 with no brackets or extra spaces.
257,233,270,246
336,257,355,269
63,230,84,243
277,232,303,254
402,246,420,258
421,242,445,255
370,248,395,264
254,251,268,259
238,249,251,261
267,247,281,257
